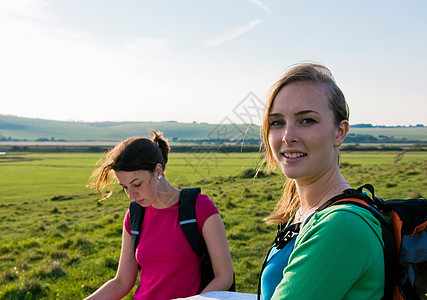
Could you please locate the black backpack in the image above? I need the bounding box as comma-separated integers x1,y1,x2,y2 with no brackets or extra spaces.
258,185,427,300
129,187,235,293
320,185,427,300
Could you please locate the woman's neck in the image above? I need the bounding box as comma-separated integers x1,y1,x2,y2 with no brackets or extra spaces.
295,167,350,222
153,179,180,209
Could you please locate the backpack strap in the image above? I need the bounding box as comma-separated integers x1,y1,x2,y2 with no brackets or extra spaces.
179,188,236,292
178,188,217,292
129,200,145,270
318,188,377,211
179,188,203,255
318,187,398,300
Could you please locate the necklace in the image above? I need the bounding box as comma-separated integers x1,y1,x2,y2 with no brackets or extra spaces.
295,181,349,222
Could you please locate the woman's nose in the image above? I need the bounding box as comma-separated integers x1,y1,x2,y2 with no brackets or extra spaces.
282,126,298,144
128,189,137,200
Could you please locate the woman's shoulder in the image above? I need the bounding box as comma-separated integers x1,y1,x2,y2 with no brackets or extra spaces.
315,203,379,223
195,193,219,212
302,204,384,244
196,193,213,204
195,193,220,230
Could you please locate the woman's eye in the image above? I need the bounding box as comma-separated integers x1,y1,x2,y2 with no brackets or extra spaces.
134,184,141,188
302,118,316,125
271,120,284,126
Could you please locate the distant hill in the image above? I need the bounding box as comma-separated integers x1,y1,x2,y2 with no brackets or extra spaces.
0,115,261,143
0,115,426,144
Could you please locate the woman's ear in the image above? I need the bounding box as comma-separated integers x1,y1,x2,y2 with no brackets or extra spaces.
155,163,163,177
334,120,349,147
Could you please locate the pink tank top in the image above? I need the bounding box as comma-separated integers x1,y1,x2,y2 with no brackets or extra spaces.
124,193,219,300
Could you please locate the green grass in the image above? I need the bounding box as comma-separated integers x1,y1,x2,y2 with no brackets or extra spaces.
0,151,426,299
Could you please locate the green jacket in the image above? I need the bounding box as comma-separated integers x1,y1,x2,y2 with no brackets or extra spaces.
272,204,384,300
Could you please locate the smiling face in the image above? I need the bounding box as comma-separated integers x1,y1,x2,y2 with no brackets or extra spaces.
267,81,348,184
115,169,159,207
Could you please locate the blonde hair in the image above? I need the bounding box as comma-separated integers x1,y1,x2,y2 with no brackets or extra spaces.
262,63,349,224
88,131,170,200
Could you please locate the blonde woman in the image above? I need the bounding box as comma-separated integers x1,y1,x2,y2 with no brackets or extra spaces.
259,63,385,299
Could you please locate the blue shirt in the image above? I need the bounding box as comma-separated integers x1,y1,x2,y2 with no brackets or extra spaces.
260,234,298,300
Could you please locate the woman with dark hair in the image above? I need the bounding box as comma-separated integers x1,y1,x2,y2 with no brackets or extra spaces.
85,131,233,300
259,63,385,299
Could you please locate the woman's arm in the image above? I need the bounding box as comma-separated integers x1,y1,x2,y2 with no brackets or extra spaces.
199,214,234,293
84,226,138,300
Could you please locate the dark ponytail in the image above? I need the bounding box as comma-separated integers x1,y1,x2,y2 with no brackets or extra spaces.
88,130,170,200
151,130,170,167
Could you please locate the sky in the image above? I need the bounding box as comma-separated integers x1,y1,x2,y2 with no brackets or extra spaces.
0,0,426,126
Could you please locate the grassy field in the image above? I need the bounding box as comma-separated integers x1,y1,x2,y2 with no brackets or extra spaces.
0,151,426,299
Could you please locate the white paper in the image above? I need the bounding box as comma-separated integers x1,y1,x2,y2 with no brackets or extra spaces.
173,291,259,300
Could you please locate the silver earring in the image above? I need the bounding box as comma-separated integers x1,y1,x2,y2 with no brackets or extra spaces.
158,174,163,180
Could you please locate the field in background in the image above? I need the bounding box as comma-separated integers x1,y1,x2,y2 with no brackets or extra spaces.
348,126,427,141
1,114,426,144
0,151,426,299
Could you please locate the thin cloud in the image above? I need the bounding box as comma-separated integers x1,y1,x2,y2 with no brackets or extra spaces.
248,0,271,13
205,19,263,48
0,0,56,22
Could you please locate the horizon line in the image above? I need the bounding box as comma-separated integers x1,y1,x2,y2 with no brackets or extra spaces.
0,114,425,128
